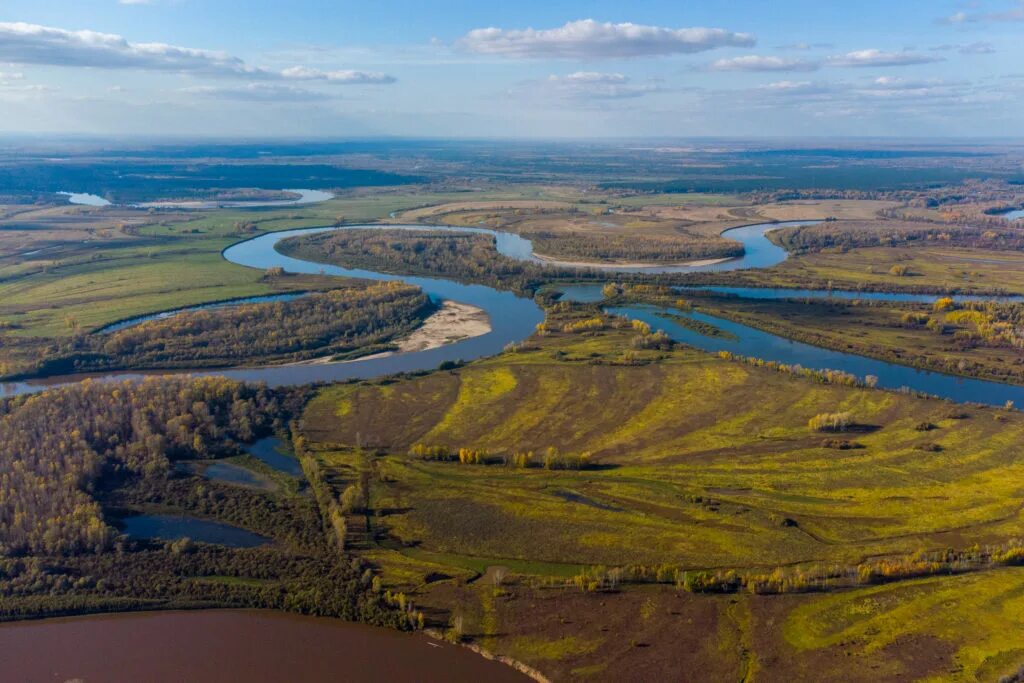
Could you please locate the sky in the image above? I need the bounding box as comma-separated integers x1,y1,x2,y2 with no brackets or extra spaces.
0,0,1023,139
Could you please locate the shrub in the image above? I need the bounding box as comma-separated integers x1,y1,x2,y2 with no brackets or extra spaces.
821,438,861,450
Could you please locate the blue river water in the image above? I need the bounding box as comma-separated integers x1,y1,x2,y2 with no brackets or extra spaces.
604,305,1024,408
4,219,1023,407
118,514,270,548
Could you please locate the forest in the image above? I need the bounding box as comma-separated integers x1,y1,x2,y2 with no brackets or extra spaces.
278,229,594,294
0,376,413,629
523,229,742,263
772,220,1024,254
0,376,286,555
19,283,433,378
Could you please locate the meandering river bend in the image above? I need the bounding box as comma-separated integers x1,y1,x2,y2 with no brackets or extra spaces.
5,219,1024,407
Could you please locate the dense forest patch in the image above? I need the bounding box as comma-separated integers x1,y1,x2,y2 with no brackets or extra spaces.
0,376,283,555
771,220,1024,254
0,377,412,629
12,282,433,378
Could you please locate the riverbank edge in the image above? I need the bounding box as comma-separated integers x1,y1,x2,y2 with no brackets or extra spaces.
692,300,1024,390
423,628,552,683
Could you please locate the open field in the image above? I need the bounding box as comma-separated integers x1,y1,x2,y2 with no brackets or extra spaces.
752,199,900,221
757,246,1024,295
304,322,1024,570
297,305,1024,679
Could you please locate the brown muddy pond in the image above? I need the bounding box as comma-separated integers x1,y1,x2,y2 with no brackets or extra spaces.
0,609,530,682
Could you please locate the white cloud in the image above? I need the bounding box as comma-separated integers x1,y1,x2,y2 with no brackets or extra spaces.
279,66,394,84
510,71,663,103
932,42,997,55
758,80,833,95
938,11,969,25
458,19,754,59
826,49,945,67
776,42,833,51
0,81,57,101
0,22,396,84
182,83,335,102
118,0,154,4
937,2,1024,24
709,55,819,72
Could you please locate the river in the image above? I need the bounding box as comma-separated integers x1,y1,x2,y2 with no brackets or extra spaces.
61,188,334,209
5,219,1024,406
0,610,529,682
2,221,805,396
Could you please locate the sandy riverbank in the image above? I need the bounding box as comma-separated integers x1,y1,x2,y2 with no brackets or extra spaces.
532,252,733,269
396,300,491,352
270,301,491,368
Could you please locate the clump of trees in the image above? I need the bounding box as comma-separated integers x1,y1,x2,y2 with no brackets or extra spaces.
716,351,879,389
808,412,854,432
27,283,432,377
562,317,605,333
806,411,856,432
407,443,594,470
0,377,280,556
559,539,1024,597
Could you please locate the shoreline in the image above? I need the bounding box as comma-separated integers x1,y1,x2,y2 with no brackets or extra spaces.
395,300,491,353
532,251,734,269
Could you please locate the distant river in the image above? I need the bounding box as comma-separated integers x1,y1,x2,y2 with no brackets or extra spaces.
58,191,111,206
60,188,334,209
0,610,529,683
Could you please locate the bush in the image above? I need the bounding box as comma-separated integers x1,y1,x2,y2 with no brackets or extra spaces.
821,438,861,450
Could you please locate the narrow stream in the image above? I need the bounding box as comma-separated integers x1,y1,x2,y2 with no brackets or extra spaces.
604,304,1024,407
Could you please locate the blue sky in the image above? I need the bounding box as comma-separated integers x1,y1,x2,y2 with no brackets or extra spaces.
1,0,1022,138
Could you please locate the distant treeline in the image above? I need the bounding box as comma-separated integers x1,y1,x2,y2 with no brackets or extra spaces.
771,221,1024,253
23,283,432,378
0,162,421,203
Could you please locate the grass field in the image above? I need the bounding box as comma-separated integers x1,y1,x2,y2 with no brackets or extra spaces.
297,307,1024,680
305,324,1024,570
719,245,1024,295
